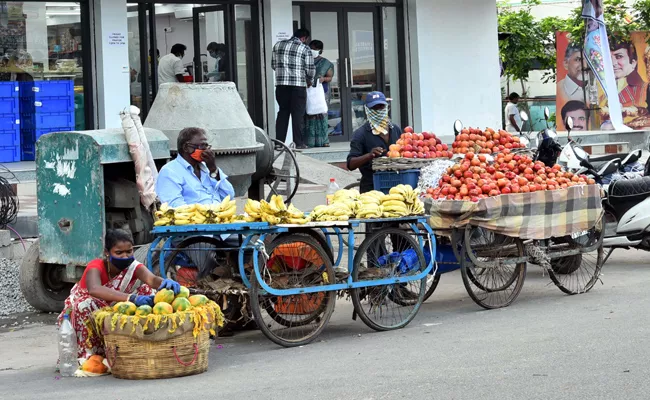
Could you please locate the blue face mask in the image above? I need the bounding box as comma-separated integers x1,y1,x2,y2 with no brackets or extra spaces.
110,255,135,271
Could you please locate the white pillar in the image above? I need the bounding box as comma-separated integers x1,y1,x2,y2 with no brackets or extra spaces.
262,0,293,141
92,0,130,129
407,0,502,142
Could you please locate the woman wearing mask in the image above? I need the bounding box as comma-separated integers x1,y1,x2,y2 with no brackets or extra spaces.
305,40,334,147
57,229,180,362
206,42,228,82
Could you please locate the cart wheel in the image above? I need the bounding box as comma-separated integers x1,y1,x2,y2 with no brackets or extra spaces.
351,228,427,331
264,139,300,204
249,234,336,347
422,273,442,302
548,226,603,295
460,226,526,310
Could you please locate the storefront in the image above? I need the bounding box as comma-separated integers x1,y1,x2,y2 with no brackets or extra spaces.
0,0,503,162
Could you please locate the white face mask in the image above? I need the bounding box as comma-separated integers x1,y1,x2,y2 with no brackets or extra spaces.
311,50,320,58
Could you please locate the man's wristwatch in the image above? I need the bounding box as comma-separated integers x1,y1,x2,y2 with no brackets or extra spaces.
210,170,219,179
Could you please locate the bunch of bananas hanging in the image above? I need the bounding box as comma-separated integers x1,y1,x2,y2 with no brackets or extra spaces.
244,195,309,225
380,185,425,218
153,196,238,226
355,190,385,219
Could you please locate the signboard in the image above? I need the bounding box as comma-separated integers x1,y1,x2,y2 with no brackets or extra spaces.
108,32,126,46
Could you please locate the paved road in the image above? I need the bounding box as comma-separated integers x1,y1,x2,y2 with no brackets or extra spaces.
1,249,649,400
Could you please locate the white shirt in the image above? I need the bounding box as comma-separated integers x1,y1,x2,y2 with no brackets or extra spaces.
504,102,522,133
158,54,185,85
559,77,586,102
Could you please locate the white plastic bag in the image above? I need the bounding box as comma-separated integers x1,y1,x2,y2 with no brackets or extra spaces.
306,81,327,115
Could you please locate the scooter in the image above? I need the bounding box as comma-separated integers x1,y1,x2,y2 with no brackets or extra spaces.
517,107,565,168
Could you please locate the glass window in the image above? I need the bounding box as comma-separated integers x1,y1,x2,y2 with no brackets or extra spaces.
382,7,400,127
0,2,85,162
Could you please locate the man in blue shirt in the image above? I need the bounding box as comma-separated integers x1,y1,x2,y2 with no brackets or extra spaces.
156,127,235,207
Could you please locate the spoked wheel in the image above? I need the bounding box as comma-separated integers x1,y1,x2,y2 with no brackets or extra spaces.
460,225,526,310
351,228,427,331
250,234,336,347
264,139,300,204
422,273,442,302
548,226,604,295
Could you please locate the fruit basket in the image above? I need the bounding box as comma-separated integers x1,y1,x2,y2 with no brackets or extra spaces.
94,294,224,380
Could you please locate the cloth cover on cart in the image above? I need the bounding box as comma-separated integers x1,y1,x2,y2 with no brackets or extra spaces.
425,184,604,240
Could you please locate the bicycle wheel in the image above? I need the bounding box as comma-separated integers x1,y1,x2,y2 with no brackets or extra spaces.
460,225,526,309
351,228,427,331
344,181,361,190
250,234,336,347
548,226,603,295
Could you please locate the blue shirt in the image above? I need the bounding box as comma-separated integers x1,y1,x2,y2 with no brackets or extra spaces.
156,157,235,208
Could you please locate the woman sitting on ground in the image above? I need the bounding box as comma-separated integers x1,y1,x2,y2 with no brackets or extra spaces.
57,229,181,363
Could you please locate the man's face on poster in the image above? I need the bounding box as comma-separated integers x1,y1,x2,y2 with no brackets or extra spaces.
566,109,587,130
611,48,637,79
565,50,587,82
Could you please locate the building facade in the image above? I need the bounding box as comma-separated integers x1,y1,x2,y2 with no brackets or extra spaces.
0,0,502,163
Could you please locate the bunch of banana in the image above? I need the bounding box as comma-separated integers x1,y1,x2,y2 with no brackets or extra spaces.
254,195,309,225
358,191,384,206
310,203,354,222
243,199,262,222
380,184,425,217
381,198,409,218
390,184,419,204
194,196,237,224
332,188,361,202
154,203,175,226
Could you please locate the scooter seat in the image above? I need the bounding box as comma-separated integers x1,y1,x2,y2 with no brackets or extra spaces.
590,150,642,171
609,176,650,198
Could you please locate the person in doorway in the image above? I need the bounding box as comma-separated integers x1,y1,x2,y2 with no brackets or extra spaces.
206,42,229,82
158,43,187,85
504,92,522,133
347,91,401,193
57,229,180,363
305,40,335,148
558,43,590,103
272,28,315,150
561,100,588,131
156,127,235,207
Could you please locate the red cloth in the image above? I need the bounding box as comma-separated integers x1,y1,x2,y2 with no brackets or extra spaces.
78,259,143,289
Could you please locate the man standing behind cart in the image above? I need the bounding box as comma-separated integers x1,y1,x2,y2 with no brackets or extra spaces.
347,91,402,193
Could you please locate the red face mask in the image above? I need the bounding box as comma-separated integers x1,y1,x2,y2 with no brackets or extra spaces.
190,149,204,162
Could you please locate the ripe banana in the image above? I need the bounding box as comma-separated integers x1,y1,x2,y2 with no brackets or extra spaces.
154,218,171,226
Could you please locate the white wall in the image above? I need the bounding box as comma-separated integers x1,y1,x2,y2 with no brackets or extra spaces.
407,0,502,139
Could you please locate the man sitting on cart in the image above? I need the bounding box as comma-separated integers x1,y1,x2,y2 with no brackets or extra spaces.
347,91,402,193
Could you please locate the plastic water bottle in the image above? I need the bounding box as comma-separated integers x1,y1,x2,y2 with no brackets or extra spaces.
58,314,78,376
326,178,340,205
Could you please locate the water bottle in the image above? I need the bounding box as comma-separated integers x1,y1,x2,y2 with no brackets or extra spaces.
326,178,340,205
58,314,78,376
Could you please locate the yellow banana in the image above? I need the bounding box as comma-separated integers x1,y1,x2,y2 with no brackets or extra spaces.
154,218,171,226
217,207,237,219
382,200,407,208
244,215,259,223
381,194,405,202
174,219,191,225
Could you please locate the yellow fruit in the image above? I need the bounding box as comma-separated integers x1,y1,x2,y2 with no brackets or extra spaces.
113,301,136,315
176,286,190,298
172,297,193,312
135,305,152,316
188,294,209,307
153,302,174,315
154,289,175,304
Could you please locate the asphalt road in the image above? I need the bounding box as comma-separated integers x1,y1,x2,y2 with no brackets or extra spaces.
1,249,649,400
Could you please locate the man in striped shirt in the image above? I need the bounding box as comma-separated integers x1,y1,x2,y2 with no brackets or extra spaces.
272,28,316,149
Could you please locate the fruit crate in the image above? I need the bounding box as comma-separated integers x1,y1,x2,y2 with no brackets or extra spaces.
0,82,19,98
0,114,20,131
0,127,20,147
19,80,74,99
0,146,20,163
20,96,75,114
0,97,20,114
373,169,421,195
21,127,67,161
21,112,75,130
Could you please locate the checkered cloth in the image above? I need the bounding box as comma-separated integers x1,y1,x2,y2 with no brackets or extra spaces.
424,184,604,240
272,37,315,87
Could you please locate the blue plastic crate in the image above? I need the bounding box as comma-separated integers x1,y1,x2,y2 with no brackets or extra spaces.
21,112,75,130
0,146,20,163
0,114,20,131
0,97,19,114
373,169,421,194
21,142,35,161
0,82,19,98
20,96,75,113
19,80,74,99
0,127,20,147
21,127,63,144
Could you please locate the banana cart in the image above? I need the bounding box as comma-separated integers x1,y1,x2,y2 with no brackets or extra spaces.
147,216,436,347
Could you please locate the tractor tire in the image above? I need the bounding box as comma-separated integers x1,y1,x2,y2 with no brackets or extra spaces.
19,240,72,312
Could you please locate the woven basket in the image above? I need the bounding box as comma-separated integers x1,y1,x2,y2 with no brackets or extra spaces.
104,329,210,380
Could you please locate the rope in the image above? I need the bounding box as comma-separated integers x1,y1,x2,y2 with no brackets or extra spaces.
0,165,19,229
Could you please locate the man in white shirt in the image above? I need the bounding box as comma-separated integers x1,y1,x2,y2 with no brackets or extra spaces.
504,92,522,133
158,43,186,85
557,43,588,103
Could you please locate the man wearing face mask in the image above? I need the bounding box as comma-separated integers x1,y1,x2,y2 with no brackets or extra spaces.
158,43,187,85
156,127,235,207
347,91,401,193
206,42,229,82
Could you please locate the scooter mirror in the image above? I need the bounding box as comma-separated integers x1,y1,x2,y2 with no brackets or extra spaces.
453,120,463,136
544,107,550,120
520,111,529,122
566,116,574,130
519,136,530,147
546,129,557,139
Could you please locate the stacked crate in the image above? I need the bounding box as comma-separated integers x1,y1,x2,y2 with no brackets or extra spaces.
0,82,21,163
19,80,75,161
